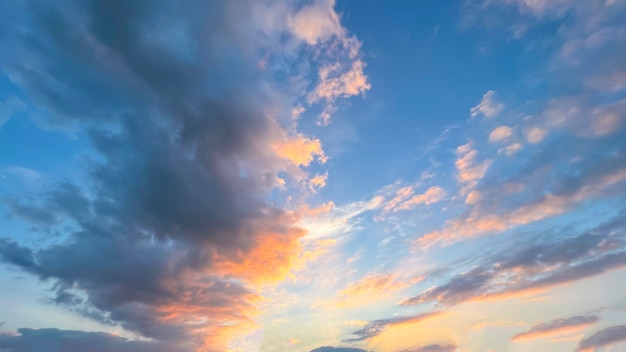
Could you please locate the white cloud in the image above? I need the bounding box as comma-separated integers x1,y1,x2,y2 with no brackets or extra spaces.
488,125,513,143
471,90,504,118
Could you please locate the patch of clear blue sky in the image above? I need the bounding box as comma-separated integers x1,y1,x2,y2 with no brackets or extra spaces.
311,0,531,205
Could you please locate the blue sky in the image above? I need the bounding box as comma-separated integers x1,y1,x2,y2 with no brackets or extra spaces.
1,1,626,352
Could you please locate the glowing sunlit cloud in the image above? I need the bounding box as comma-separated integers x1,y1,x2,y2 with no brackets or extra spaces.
416,168,626,249
309,60,371,125
454,142,492,195
273,134,327,167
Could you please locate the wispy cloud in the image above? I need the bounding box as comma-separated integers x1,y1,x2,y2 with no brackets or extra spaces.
511,315,599,341
576,325,626,352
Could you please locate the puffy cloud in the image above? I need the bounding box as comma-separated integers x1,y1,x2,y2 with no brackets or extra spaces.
310,172,329,190
0,328,186,352
576,325,626,351
454,142,492,195
470,90,504,118
503,142,523,156
273,134,328,167
511,315,599,341
488,126,513,143
0,0,368,350
288,0,344,46
399,343,457,352
309,60,371,125
545,98,626,138
525,126,548,143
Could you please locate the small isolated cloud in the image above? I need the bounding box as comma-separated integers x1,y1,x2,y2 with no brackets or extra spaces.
488,125,513,143
503,142,523,156
511,315,599,341
310,172,329,191
526,126,548,143
273,134,327,167
576,325,626,351
399,343,457,352
470,90,503,118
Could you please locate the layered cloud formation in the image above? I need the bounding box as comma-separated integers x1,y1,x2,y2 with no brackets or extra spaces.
0,0,368,350
1,0,625,352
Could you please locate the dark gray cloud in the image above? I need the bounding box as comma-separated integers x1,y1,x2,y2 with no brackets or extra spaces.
398,344,456,352
403,218,626,307
510,315,599,341
576,325,626,351
0,0,314,349
346,312,442,342
310,347,368,352
0,328,187,352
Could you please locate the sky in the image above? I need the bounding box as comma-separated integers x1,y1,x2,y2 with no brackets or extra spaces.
0,0,626,351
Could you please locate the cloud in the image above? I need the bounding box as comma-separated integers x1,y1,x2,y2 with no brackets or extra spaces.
288,0,345,46
470,90,503,118
309,59,371,125
298,196,384,241
416,164,626,250
310,172,329,191
310,347,368,352
0,0,369,350
525,126,548,144
399,343,457,352
576,325,626,351
503,142,523,156
511,315,599,341
404,219,626,307
381,185,446,213
0,328,186,352
346,311,442,342
454,142,492,195
324,273,421,308
393,187,446,212
488,126,513,143
273,134,328,167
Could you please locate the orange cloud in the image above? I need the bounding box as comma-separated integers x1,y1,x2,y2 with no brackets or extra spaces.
309,59,370,125
310,172,329,190
273,135,327,167
416,167,626,250
455,142,492,194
